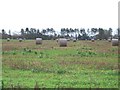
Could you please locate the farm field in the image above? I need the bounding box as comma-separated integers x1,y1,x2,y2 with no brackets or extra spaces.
1,39,119,88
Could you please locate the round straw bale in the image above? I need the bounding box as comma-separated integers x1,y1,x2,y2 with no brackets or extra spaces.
67,39,70,41
73,39,76,42
112,39,118,46
108,39,111,42
91,39,95,42
56,39,59,42
7,38,10,41
36,38,42,45
58,38,67,47
19,38,22,42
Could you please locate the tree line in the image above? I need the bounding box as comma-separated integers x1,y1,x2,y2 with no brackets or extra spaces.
1,27,119,40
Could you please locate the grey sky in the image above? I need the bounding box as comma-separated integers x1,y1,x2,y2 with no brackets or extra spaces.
0,0,119,34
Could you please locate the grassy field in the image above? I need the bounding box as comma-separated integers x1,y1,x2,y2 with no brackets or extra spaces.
1,39,118,88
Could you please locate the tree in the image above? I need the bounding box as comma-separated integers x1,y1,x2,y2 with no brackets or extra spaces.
87,28,91,37
91,28,98,36
70,28,74,37
24,27,30,39
8,30,11,36
118,28,120,40
80,28,85,35
98,28,105,40
21,28,25,38
8,30,12,38
37,29,40,34
47,28,50,35
108,28,112,39
25,28,29,34
66,28,70,36
50,28,54,36
2,29,5,35
74,28,79,40
41,29,46,35
2,29,8,39
36,29,41,38
78,34,82,40
61,28,66,37
82,33,89,40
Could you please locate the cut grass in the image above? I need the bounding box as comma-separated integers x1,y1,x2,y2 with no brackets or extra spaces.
2,40,118,88
2,69,118,88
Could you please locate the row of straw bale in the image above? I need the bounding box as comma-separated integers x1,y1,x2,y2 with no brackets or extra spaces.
6,38,119,46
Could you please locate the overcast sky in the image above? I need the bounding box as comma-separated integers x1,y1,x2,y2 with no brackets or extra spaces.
0,0,119,34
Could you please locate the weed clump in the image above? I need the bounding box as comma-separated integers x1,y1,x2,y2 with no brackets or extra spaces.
57,70,66,74
38,52,44,58
12,52,16,55
2,52,4,55
22,52,25,55
28,50,32,53
77,51,97,57
23,48,27,51
35,51,37,54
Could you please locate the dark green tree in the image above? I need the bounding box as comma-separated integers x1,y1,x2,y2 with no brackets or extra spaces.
98,28,105,40
41,29,46,35
21,28,25,38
